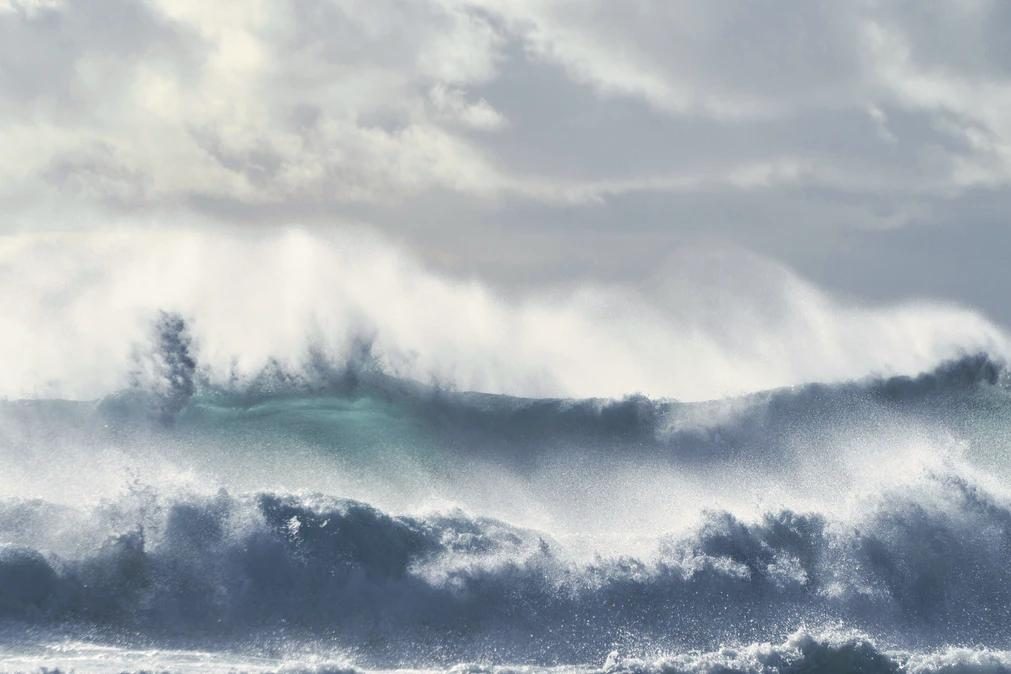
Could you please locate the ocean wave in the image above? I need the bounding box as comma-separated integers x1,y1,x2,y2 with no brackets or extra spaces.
10,633,1011,674
604,631,1011,674
4,354,1011,668
2,465,1011,666
96,351,1011,463
4,353,1011,557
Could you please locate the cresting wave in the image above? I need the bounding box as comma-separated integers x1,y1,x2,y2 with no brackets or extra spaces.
2,468,1011,670
2,229,1011,671
603,632,1011,674
7,636,1011,674
3,467,1011,665
5,634,1011,674
2,355,1011,671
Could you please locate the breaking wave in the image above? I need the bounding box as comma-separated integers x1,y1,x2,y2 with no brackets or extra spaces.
2,354,1011,671
603,631,1011,674
9,634,1011,673
3,468,1011,669
3,227,1011,670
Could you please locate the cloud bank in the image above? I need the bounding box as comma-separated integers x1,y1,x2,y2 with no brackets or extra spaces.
5,1,1011,212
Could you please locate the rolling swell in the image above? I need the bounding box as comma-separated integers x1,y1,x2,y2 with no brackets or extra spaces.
98,351,1011,468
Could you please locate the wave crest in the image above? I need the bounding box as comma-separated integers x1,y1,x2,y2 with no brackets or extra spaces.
3,467,1011,665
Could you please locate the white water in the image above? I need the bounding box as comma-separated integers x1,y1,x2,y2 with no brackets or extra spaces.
1,227,1006,401
4,227,1011,671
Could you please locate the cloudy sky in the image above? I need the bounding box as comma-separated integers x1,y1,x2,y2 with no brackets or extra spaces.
3,0,1011,374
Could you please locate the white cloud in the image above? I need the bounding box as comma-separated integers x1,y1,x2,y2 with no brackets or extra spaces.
429,84,507,131
0,0,516,209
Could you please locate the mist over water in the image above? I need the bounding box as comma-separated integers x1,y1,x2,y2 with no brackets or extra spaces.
2,228,1007,401
3,229,1011,672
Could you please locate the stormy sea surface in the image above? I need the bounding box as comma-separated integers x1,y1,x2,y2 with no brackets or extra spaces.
4,337,1011,672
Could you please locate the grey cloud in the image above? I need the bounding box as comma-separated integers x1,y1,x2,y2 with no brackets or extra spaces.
498,0,869,113
874,1,1011,78
0,0,196,113
3,0,1011,326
